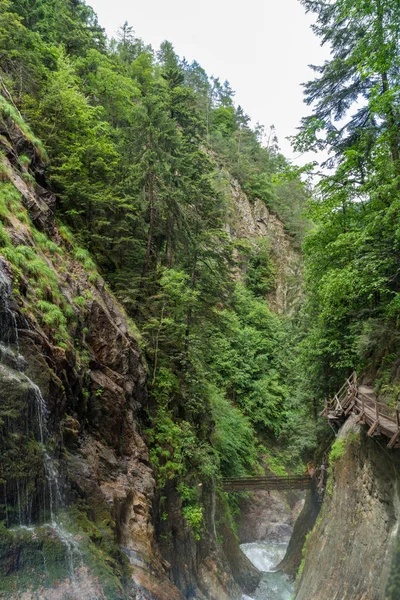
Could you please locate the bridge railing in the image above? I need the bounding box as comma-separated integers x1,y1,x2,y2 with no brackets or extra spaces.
321,372,357,416
321,372,400,449
222,475,312,492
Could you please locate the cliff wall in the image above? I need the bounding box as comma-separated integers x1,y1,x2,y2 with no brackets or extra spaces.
225,176,303,315
295,416,400,600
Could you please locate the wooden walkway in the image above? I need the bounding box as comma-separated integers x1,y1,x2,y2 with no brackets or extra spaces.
222,475,312,492
321,372,400,449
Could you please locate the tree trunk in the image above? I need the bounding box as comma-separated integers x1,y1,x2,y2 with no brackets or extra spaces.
142,169,155,280
184,255,197,357
376,0,400,169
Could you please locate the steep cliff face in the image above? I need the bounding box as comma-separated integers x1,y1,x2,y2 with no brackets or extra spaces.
0,113,187,599
225,176,303,315
295,416,400,600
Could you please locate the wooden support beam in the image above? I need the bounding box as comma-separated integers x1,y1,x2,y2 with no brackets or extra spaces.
355,410,365,425
367,420,380,437
387,431,400,450
322,373,400,447
320,399,328,417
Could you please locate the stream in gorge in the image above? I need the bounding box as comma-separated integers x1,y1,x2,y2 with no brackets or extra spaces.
241,540,294,600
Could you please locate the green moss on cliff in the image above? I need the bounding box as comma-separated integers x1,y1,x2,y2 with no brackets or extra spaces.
0,96,47,161
329,438,346,463
68,505,132,599
0,524,69,595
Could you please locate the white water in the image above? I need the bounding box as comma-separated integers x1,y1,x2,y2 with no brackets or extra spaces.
0,265,82,581
241,541,294,600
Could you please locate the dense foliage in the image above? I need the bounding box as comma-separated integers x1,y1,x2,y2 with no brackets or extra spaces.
297,0,400,407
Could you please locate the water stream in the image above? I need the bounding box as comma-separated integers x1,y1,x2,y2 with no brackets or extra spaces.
241,540,294,600
0,265,81,582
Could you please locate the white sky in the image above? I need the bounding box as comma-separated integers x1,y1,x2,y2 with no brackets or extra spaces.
88,0,330,165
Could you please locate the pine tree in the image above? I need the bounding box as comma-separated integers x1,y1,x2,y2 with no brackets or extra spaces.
297,0,400,176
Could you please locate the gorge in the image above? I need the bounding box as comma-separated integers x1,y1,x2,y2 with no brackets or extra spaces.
1,0,400,599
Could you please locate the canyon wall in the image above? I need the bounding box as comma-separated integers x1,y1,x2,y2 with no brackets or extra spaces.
295,416,400,600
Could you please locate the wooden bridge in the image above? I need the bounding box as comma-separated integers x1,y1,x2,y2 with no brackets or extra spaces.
321,372,400,449
222,475,312,492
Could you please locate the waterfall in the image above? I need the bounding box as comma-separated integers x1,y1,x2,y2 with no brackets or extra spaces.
240,541,294,600
0,262,81,581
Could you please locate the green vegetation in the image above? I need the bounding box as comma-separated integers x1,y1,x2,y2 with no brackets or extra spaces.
177,483,204,541
0,524,69,594
329,439,346,463
295,0,400,405
0,96,47,160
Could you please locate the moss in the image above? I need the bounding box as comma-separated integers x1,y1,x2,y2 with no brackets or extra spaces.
0,504,131,597
386,531,400,599
58,223,75,246
21,171,35,186
0,370,50,526
295,525,314,584
0,222,11,247
64,304,75,320
19,155,31,168
74,295,87,308
0,161,11,183
0,227,74,345
36,300,67,331
32,229,64,257
329,438,346,463
74,247,97,272
0,182,22,220
0,96,47,161
67,505,132,599
0,524,69,594
16,210,29,224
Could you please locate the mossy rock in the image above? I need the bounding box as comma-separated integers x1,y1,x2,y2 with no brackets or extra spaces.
0,524,69,594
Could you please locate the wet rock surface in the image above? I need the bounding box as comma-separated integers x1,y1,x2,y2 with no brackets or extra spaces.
0,125,180,599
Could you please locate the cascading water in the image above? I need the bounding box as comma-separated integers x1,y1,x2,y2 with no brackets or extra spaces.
0,264,81,583
240,540,294,600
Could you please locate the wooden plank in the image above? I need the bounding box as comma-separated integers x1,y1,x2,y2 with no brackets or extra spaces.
321,374,400,446
344,401,355,416
222,475,312,492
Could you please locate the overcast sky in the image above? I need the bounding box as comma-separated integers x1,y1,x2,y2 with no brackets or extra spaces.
88,0,330,165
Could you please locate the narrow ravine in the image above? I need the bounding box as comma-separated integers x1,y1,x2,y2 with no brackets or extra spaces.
241,541,294,600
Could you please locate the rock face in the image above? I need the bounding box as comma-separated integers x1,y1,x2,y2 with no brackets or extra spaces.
153,485,261,600
237,490,304,545
0,112,184,599
225,177,303,315
295,416,400,600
